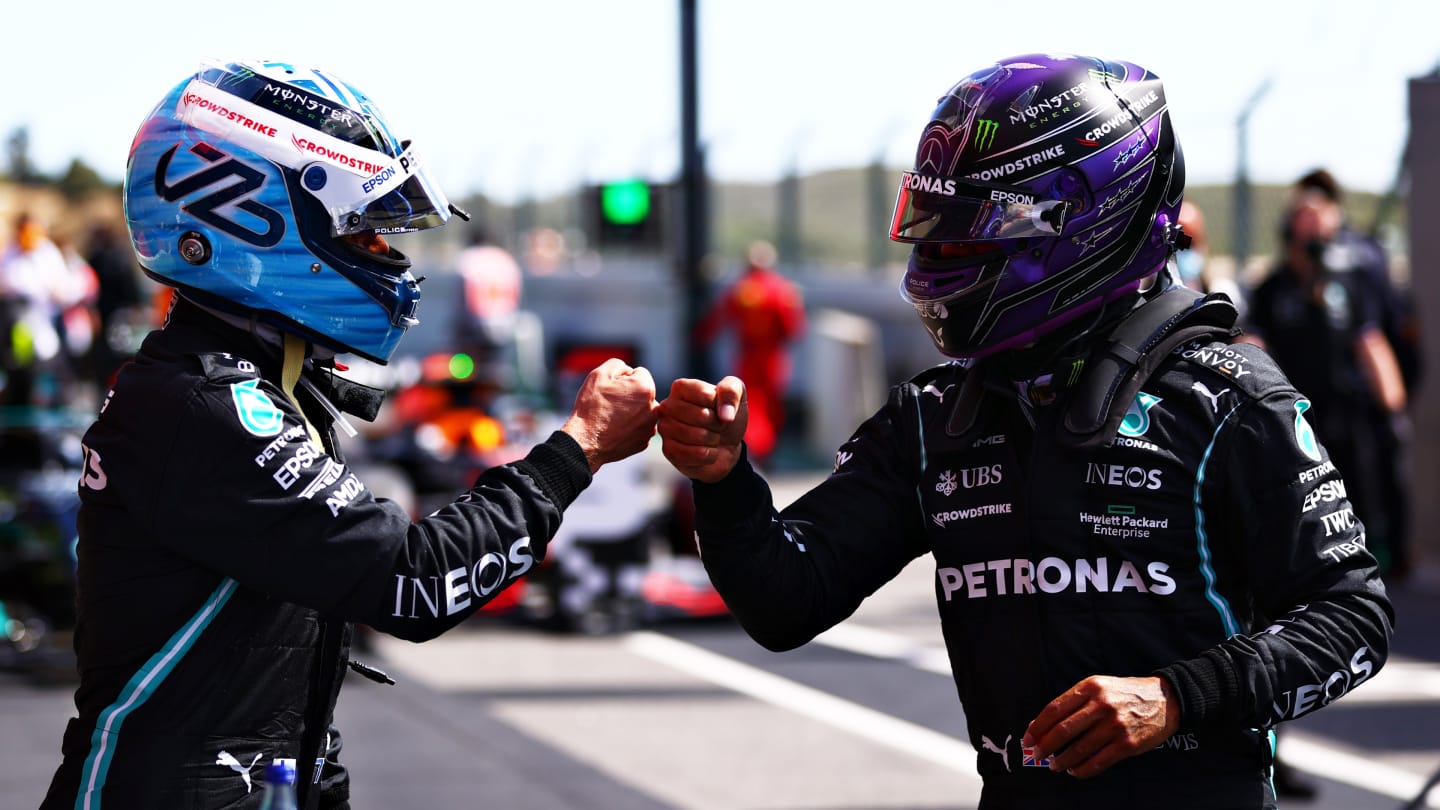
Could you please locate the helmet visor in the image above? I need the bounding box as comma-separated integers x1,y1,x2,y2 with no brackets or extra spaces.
302,142,452,237
890,171,1070,242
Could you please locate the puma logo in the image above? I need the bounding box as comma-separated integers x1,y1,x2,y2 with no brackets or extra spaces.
981,734,1012,772
922,383,955,402
216,750,264,793
1191,382,1230,414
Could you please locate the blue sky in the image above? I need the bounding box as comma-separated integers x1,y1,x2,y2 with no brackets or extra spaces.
6,0,1435,201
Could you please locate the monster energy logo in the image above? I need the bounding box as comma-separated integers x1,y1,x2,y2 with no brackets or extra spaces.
1088,68,1122,83
974,119,998,152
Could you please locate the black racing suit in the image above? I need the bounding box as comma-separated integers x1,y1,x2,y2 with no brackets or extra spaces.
693,335,1394,809
43,298,592,809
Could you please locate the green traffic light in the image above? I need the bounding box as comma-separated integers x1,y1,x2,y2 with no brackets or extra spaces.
600,179,651,226
449,352,475,380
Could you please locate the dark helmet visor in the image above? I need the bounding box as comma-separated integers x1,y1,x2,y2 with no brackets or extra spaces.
890,171,1070,242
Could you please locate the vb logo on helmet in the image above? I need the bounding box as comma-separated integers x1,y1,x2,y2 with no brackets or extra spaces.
155,143,284,248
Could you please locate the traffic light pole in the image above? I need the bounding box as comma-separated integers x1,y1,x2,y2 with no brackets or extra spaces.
679,0,712,381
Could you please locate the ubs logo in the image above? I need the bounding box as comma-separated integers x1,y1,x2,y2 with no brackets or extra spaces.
935,464,1002,496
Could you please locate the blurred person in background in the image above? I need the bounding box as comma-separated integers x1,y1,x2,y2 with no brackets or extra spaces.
0,212,76,407
82,221,146,390
659,53,1392,809
1294,169,1421,392
42,59,659,810
1175,199,1245,320
51,232,101,397
692,239,805,467
1294,168,1415,583
455,222,524,377
1243,187,1411,581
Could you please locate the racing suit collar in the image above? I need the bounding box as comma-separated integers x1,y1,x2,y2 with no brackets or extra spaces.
168,295,383,423
180,294,338,362
946,293,1144,437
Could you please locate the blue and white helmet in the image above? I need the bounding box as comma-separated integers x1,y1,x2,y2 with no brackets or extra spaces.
125,59,459,363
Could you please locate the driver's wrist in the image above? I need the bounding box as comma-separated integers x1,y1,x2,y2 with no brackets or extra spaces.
559,418,601,473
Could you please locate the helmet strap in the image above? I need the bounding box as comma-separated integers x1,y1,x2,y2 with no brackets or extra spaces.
282,333,326,448
1058,288,1239,451
945,288,1238,445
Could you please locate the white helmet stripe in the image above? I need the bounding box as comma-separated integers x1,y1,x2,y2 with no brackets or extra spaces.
177,81,387,177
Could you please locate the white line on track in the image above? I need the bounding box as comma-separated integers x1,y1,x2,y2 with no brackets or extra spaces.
1281,733,1440,808
806,622,1440,806
814,623,954,676
817,624,1440,704
624,631,982,783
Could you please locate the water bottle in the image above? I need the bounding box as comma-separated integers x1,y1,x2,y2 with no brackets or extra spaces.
257,758,299,810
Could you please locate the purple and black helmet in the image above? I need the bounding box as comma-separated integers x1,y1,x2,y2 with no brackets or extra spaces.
890,53,1186,358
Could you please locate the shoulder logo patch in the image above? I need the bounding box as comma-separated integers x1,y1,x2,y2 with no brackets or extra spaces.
1292,399,1321,462
231,379,285,437
1118,392,1161,438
